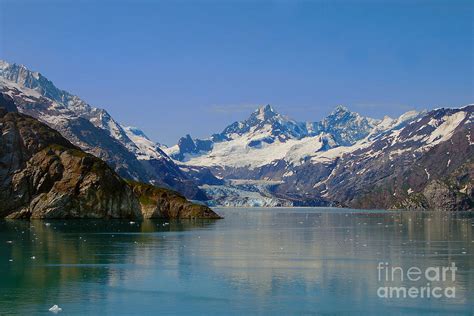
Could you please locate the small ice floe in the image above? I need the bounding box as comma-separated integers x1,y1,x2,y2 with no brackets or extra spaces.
48,305,62,313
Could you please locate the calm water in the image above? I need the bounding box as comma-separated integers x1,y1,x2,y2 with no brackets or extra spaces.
1,208,473,315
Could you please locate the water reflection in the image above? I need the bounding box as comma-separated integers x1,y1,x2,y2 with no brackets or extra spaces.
0,210,473,314
0,219,218,314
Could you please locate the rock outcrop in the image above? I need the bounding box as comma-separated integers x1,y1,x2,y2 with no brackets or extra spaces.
129,181,222,219
0,108,141,219
393,161,473,211
0,93,17,113
0,95,221,219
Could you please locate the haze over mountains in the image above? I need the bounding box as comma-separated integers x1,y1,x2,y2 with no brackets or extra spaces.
0,60,472,210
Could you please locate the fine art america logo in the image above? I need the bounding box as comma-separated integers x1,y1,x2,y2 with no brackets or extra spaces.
377,262,457,299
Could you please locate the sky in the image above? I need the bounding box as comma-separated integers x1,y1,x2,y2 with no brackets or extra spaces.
0,0,472,145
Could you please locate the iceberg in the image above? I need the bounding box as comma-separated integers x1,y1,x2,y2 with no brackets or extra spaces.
49,305,62,313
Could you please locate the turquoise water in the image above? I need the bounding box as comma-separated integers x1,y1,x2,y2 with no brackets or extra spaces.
1,208,473,315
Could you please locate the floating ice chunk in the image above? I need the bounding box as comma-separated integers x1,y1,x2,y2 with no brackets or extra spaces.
49,305,62,313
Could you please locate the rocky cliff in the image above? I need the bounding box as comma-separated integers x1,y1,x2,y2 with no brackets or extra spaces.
0,95,221,219
129,181,222,219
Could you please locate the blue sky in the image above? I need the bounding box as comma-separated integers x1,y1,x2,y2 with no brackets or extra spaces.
0,0,472,145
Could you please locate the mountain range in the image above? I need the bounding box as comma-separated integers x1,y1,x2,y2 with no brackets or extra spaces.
0,60,206,200
0,60,472,210
166,103,472,210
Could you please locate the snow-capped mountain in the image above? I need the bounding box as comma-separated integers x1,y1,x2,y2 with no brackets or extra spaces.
166,103,473,209
274,106,473,208
166,104,399,172
167,104,310,161
220,104,309,140
316,105,380,145
0,60,206,200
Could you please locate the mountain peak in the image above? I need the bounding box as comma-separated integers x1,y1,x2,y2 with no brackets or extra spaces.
0,60,61,99
254,104,278,121
0,60,39,76
260,104,274,112
325,105,359,123
332,105,350,115
319,105,379,145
